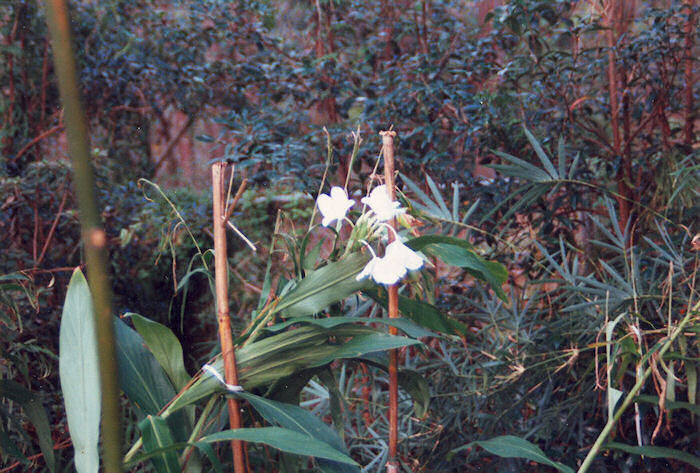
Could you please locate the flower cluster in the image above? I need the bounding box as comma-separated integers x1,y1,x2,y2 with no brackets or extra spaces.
316,185,423,285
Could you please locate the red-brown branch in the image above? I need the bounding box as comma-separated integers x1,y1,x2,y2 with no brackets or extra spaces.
381,129,400,473
212,163,247,473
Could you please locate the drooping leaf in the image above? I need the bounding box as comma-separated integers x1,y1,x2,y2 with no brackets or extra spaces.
605,442,700,469
59,268,100,473
237,391,352,461
199,427,359,466
406,235,507,301
313,333,422,366
139,415,181,473
113,317,177,416
265,315,436,339
0,381,55,472
364,287,468,336
448,435,574,473
128,312,190,390
167,326,420,415
277,252,372,317
113,317,190,443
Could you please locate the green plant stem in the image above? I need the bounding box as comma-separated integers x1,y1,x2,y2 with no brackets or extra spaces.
43,1,122,472
577,299,700,473
180,395,219,468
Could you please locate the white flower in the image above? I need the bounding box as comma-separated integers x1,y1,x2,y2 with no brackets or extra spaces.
384,240,424,271
361,185,405,221
356,255,380,281
355,241,422,286
317,186,354,227
356,254,406,285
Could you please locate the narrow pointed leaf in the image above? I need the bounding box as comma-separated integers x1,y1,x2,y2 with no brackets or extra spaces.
278,252,371,317
406,236,507,301
139,415,180,473
364,288,467,336
0,381,54,472
448,435,574,473
128,312,190,390
605,442,700,469
59,268,100,473
524,127,558,179
199,427,359,465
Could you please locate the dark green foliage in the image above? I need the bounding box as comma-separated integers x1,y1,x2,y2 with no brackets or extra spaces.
1,0,698,471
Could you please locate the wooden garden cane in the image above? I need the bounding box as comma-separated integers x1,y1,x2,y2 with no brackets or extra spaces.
380,130,400,473
212,163,247,473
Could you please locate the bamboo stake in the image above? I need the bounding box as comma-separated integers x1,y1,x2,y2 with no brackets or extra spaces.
212,163,246,473
380,130,400,473
43,1,122,472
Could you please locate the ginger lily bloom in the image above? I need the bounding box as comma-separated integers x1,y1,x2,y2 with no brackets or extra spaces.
356,254,407,285
384,240,423,272
356,240,422,286
361,184,405,221
317,186,354,227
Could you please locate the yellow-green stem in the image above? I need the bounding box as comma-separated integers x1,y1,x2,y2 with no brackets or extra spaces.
43,1,122,471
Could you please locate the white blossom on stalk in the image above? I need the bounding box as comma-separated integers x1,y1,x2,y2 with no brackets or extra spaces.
356,241,423,286
356,254,406,285
361,184,405,221
384,240,424,272
317,186,354,227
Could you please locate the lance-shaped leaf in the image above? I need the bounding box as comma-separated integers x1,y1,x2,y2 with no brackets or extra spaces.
128,312,190,390
200,428,359,466
237,392,359,473
448,435,574,473
0,380,55,472
59,268,100,473
139,415,180,473
406,235,508,302
277,252,372,318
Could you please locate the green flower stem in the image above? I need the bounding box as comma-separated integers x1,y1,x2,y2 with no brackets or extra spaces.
43,1,122,472
577,299,700,473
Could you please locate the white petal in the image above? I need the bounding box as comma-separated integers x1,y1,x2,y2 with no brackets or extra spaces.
356,257,378,281
385,241,424,271
317,187,354,227
361,185,405,221
371,255,406,285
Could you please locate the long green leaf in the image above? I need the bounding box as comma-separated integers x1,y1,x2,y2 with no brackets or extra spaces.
313,333,422,366
524,127,558,179
167,326,420,415
605,442,700,469
59,268,100,473
278,252,371,317
200,428,359,465
237,391,351,456
265,315,436,339
449,435,574,473
139,415,180,473
113,317,177,416
113,317,190,443
128,313,190,390
364,287,467,336
0,381,55,472
406,235,508,302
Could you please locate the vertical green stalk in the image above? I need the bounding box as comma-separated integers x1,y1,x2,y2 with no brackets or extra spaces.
577,298,700,473
43,2,122,472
